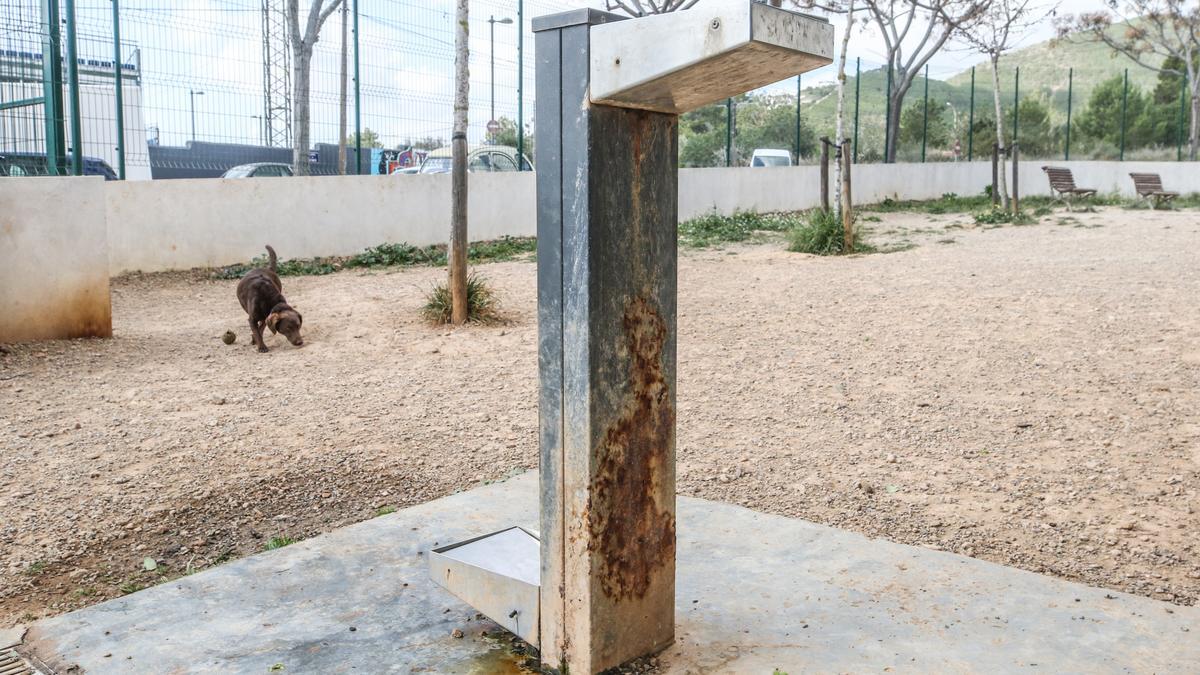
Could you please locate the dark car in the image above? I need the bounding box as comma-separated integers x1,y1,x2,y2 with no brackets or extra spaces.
222,162,294,178
0,152,118,180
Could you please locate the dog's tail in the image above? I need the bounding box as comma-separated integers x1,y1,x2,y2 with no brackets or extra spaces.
265,245,277,272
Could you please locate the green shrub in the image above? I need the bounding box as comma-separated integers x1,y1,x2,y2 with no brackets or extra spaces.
787,208,872,255
679,210,801,247
422,273,503,325
346,242,443,267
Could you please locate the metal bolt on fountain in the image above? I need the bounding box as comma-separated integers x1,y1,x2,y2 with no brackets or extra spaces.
430,2,832,672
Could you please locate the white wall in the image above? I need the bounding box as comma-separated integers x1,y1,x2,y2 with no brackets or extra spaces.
0,177,112,342
105,171,536,274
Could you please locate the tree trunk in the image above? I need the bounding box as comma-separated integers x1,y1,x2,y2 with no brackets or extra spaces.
449,0,469,325
885,92,903,163
293,50,312,176
337,2,347,175
989,54,1008,210
832,0,854,221
1190,91,1199,162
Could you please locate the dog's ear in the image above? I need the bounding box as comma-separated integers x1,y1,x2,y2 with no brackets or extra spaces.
265,312,280,334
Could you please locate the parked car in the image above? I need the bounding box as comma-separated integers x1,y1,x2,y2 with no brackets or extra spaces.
749,148,792,167
416,145,532,174
222,162,294,178
0,152,118,180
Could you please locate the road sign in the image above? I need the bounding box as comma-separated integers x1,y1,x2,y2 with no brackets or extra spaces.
308,150,319,163
486,119,500,136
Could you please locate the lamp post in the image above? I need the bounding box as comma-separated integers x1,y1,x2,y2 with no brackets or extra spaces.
488,15,513,137
251,115,265,146
190,89,204,142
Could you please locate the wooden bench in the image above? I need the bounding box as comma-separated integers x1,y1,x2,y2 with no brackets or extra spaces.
1130,172,1179,208
1041,166,1097,210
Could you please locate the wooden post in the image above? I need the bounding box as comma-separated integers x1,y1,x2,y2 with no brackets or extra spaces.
819,137,830,212
450,0,469,324
1011,141,1019,214
841,137,853,251
991,142,999,207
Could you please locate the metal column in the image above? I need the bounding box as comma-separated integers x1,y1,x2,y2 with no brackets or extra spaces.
111,0,126,179
40,0,67,175
535,11,678,671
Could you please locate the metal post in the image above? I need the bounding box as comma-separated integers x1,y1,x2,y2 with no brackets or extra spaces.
40,0,66,175
1119,68,1128,161
884,62,893,163
853,57,860,162
725,97,733,166
967,66,975,161
64,0,83,175
516,0,525,169
1012,66,1020,148
534,12,677,671
1178,73,1187,162
353,0,362,174
1064,67,1073,161
921,63,929,162
794,74,801,162
1011,140,1019,213
190,90,203,142
490,16,497,125
111,0,126,179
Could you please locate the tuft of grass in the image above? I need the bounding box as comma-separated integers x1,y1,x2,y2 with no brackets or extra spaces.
375,506,397,517
118,580,145,595
422,273,503,325
264,536,298,551
345,242,443,268
679,210,801,248
23,561,46,576
787,208,874,256
973,207,1036,226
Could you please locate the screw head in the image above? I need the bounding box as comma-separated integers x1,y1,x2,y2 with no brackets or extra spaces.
711,18,721,30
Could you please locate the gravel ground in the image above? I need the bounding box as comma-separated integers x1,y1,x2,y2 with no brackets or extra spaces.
2,206,1198,628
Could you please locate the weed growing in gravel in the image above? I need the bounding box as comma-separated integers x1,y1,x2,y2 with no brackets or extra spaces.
787,209,875,256
264,536,298,551
23,561,46,576
118,580,145,595
973,207,1036,226
375,506,396,517
422,273,503,325
678,210,801,247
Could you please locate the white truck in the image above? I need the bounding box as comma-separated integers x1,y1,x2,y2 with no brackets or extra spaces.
749,148,792,167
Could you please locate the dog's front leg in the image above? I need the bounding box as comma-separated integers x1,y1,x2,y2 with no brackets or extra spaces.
249,317,269,352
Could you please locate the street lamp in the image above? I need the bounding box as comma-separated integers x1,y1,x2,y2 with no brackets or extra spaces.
488,15,514,136
190,89,204,143
251,115,265,146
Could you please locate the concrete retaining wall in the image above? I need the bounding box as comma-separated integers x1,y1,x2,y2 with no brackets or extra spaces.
0,177,112,342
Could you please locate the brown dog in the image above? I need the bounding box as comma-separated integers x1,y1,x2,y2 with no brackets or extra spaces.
236,245,303,352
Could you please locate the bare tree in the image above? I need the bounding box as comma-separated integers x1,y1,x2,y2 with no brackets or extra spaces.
1059,1,1200,160
288,0,343,176
866,0,988,162
605,0,701,15
449,0,470,324
944,0,1049,210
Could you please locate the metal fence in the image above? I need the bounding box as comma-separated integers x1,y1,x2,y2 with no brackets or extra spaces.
2,2,1194,179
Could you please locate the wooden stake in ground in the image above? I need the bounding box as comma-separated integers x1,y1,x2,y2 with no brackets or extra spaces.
841,136,853,252
450,0,469,325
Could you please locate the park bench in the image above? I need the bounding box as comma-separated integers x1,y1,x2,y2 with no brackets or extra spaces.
1041,166,1097,210
1130,172,1179,209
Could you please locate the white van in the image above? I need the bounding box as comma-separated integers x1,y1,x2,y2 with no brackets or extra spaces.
750,148,792,167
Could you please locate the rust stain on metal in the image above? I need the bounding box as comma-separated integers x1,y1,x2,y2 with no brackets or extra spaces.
589,295,675,602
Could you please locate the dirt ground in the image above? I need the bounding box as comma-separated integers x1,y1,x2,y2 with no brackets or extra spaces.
2,206,1198,628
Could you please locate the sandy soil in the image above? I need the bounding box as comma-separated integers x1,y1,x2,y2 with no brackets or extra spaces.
2,206,1198,628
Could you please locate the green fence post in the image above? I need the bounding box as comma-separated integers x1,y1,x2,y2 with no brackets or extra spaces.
40,0,66,175
516,0,525,170
353,0,361,174
1176,72,1185,161
1012,66,1019,151
921,64,929,162
794,75,801,162
64,0,83,175
111,0,125,179
725,97,733,166
1064,67,1072,161
967,66,975,161
1119,68,1128,161
884,62,893,163
853,57,860,162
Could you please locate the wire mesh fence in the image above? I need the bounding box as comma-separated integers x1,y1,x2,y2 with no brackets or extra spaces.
1,1,1194,180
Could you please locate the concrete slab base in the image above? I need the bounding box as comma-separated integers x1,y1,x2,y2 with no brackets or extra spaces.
16,472,1198,673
